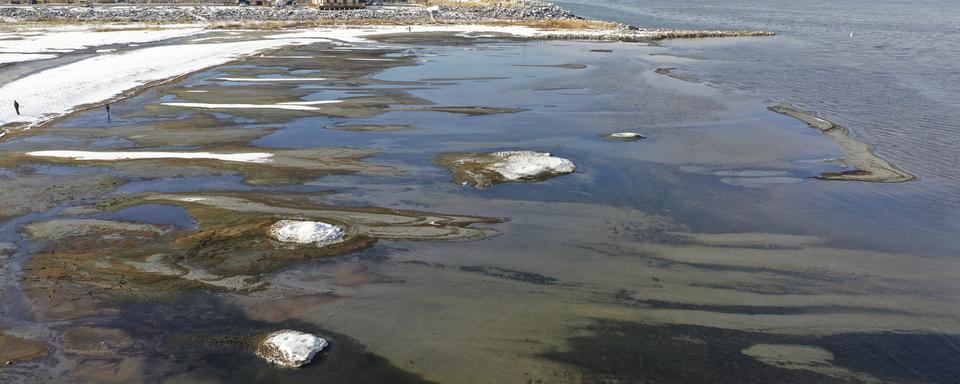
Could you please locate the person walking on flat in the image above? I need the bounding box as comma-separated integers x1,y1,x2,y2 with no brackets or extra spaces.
13,100,20,115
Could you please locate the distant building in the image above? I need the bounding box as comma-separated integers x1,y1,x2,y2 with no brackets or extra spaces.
307,0,364,8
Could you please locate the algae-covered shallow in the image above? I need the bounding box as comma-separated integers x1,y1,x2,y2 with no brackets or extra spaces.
0,28,958,384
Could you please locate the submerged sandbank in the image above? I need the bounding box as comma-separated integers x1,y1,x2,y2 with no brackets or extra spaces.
768,104,915,182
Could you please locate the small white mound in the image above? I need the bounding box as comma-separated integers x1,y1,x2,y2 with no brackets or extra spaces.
487,151,576,181
27,150,273,163
269,220,344,246
609,132,645,139
256,330,328,368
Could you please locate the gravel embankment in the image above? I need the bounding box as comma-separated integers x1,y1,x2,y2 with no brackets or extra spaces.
0,4,580,23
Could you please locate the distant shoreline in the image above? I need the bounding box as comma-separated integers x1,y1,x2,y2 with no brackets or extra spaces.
0,4,774,41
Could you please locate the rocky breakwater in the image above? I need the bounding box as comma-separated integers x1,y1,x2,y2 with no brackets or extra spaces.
0,4,578,23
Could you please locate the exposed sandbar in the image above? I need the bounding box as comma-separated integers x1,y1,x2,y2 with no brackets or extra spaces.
0,332,52,364
768,104,915,182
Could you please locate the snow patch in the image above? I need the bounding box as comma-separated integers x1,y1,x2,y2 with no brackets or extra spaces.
160,102,326,111
256,330,328,368
0,26,203,54
27,150,274,163
215,77,327,82
269,220,344,246
0,53,57,65
0,37,318,127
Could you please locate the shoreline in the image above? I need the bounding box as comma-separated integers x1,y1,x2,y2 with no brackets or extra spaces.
0,16,772,132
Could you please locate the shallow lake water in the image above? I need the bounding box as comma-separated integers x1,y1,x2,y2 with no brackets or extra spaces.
2,33,959,383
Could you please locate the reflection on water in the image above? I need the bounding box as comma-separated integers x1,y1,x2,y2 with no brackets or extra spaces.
1,32,959,383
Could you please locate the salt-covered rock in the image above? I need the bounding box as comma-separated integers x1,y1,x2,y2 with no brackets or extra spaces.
437,150,575,187
606,132,646,140
269,220,344,246
486,151,576,181
256,330,328,368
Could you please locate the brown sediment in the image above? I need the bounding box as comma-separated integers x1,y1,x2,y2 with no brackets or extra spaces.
398,106,528,116
0,172,123,219
62,326,135,357
5,147,397,185
41,114,277,148
139,193,505,241
0,332,52,364
768,104,915,182
327,262,391,287
19,193,501,321
231,294,341,323
436,152,515,187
